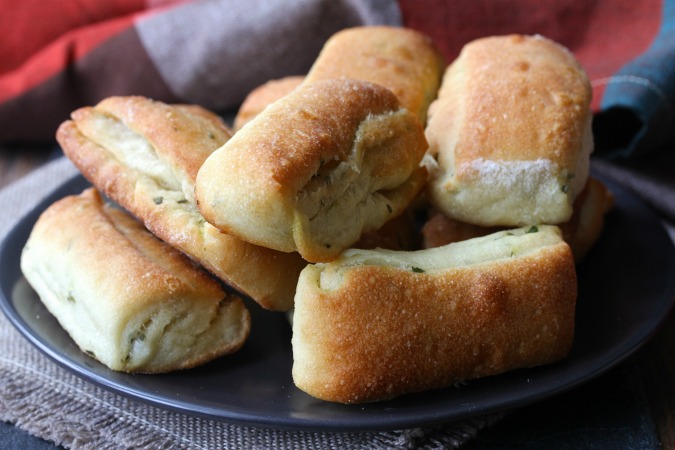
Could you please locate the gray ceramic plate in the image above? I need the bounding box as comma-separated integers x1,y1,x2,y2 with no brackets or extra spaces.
1,172,674,431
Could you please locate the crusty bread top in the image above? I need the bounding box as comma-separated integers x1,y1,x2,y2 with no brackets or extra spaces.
226,78,408,194
305,26,445,123
233,76,305,131
429,34,591,169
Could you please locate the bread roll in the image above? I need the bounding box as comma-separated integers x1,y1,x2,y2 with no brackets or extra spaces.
195,78,429,262
57,96,306,311
425,34,593,227
21,188,250,373
305,26,445,124
292,225,576,403
422,177,614,261
233,75,304,131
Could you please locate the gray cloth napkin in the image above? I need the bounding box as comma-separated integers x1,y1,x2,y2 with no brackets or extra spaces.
0,157,504,449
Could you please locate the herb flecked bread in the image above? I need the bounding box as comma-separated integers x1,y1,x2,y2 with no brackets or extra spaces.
56,96,306,311
292,225,577,403
21,188,250,373
195,78,429,262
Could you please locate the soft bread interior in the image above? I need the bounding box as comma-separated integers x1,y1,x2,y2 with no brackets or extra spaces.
422,177,614,262
27,269,246,372
73,109,191,202
294,109,426,254
120,296,248,372
430,109,593,227
317,225,563,291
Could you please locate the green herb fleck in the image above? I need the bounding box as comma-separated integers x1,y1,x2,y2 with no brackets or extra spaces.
411,267,425,273
527,225,539,233
561,184,569,193
153,197,163,205
66,291,75,303
386,204,393,214
207,132,216,140
177,199,188,204
85,350,96,358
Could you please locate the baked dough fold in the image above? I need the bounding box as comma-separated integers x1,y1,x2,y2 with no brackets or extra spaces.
21,188,250,373
195,78,429,262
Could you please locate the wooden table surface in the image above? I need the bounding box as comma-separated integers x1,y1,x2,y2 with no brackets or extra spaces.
1,146,674,449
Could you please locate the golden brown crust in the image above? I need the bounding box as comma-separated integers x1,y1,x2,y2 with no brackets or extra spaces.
426,34,593,226
21,188,250,373
305,26,445,124
292,226,577,403
233,76,305,131
57,96,306,311
195,78,429,262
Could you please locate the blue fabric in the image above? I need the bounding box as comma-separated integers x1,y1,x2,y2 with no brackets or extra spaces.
594,0,675,159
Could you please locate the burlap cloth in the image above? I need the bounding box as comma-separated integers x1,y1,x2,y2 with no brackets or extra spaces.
0,156,508,449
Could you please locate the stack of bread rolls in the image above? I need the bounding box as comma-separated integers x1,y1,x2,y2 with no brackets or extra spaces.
21,27,612,401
